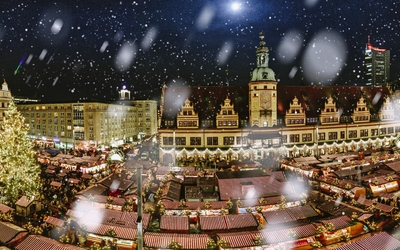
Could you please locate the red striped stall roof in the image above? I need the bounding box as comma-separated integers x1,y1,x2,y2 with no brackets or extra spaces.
357,213,373,221
218,176,295,201
160,216,189,231
144,232,173,248
218,223,316,248
335,232,400,250
15,235,84,250
0,204,14,213
217,231,256,248
199,216,227,230
262,209,295,224
66,209,85,219
75,208,150,229
45,216,66,227
199,214,258,231
161,200,230,210
80,221,137,240
174,234,209,249
144,232,209,249
262,205,318,224
50,181,62,187
224,213,258,229
260,224,317,244
289,205,319,219
0,222,27,245
319,215,352,230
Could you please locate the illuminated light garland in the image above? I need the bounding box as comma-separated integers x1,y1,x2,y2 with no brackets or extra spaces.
160,135,396,161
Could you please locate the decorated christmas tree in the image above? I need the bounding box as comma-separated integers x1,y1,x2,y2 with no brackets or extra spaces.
0,100,41,205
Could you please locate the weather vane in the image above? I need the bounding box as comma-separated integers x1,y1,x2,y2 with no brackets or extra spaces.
259,31,264,40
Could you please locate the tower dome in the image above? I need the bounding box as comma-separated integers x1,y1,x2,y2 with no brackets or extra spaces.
250,31,276,82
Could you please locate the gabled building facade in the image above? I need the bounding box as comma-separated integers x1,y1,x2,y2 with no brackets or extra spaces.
0,77,12,125
158,33,400,165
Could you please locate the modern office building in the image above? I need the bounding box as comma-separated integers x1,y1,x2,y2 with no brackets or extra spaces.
16,87,158,150
158,32,400,165
364,36,391,86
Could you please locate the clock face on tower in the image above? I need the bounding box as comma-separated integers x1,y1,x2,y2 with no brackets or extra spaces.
260,92,271,109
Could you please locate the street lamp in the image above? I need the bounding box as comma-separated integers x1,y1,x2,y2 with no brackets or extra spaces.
135,164,143,249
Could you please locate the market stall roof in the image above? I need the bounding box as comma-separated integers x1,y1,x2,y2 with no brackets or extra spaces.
333,165,374,178
0,204,14,213
241,194,300,207
335,232,400,250
193,214,259,231
92,195,126,206
81,174,92,179
217,223,317,248
357,213,373,221
78,221,138,240
52,153,74,159
44,169,55,174
318,215,352,230
317,200,364,217
0,221,27,245
65,209,85,219
77,184,108,198
160,216,189,231
385,160,400,172
99,174,134,191
144,232,209,250
216,169,266,179
15,235,84,250
260,223,317,244
15,196,35,207
218,175,295,200
45,216,66,227
77,208,150,230
261,205,318,225
161,200,231,210
81,155,101,162
164,181,181,201
50,181,62,187
294,156,319,163
225,213,258,229
199,216,227,230
68,178,80,184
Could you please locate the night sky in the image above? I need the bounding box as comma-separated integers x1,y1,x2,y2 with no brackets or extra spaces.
0,0,399,102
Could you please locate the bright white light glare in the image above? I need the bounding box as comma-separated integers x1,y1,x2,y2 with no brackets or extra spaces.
51,19,63,34
196,4,215,31
114,30,124,43
26,54,33,64
100,41,109,53
141,26,158,51
164,79,190,110
372,92,382,105
114,41,137,72
110,179,121,192
305,0,320,8
216,41,233,66
39,49,48,61
277,30,303,64
231,2,240,11
52,76,59,86
289,66,298,79
301,30,347,85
